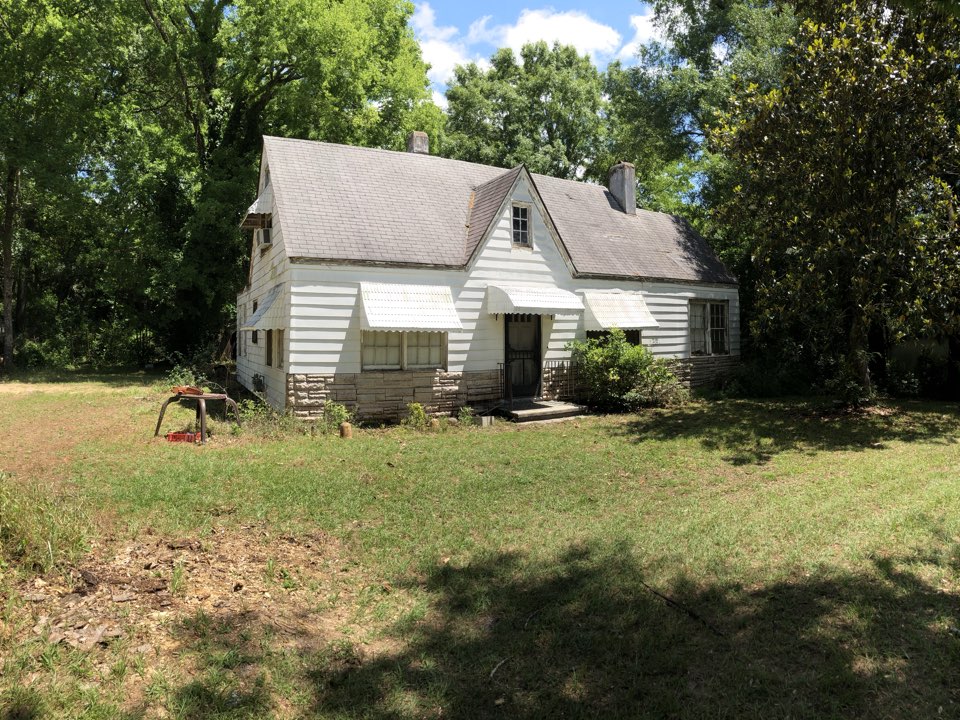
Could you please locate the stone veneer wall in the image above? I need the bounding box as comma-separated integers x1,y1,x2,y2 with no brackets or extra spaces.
669,355,740,388
287,369,502,422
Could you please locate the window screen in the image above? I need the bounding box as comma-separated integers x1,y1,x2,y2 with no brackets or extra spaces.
710,304,728,355
690,302,708,355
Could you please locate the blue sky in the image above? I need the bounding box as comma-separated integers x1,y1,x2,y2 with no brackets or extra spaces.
411,1,660,105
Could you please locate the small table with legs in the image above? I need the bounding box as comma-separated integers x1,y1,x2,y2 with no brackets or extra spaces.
154,392,242,444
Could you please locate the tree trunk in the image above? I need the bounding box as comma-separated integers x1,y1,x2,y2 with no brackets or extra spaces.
1,165,20,372
847,310,872,398
946,332,960,400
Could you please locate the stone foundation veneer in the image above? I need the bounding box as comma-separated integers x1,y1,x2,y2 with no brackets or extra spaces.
286,369,502,421
286,356,738,420
669,355,740,388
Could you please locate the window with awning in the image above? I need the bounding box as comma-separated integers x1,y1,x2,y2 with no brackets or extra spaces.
581,291,659,331
240,184,273,229
486,285,584,315
241,284,283,330
359,283,462,332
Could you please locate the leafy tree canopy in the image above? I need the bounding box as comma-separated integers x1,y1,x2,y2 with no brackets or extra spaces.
444,42,605,180
712,0,960,396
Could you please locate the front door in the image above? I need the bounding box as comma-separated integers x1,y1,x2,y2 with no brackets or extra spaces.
505,314,541,399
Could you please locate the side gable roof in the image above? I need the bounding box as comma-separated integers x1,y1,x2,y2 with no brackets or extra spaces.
261,136,736,285
531,175,735,283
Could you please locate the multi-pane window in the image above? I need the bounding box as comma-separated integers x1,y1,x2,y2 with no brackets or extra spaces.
709,304,727,355
362,331,402,369
690,301,728,355
407,331,444,368
251,301,258,344
266,329,274,366
586,329,642,346
361,331,446,370
258,225,272,246
276,329,284,369
512,204,530,247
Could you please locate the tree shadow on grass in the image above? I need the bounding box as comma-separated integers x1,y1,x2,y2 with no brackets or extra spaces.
307,542,960,719
159,608,280,719
0,690,41,720
616,399,960,465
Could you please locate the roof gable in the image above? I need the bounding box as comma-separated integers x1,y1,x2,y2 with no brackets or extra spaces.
464,166,577,278
465,165,523,262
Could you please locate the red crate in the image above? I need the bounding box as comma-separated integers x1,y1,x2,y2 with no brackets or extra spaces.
166,431,198,443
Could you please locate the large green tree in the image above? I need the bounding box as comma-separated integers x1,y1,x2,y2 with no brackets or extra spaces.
444,42,606,180
127,0,442,355
712,1,960,396
0,0,122,370
604,1,797,222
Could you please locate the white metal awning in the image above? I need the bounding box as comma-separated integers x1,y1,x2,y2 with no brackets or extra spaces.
241,284,283,330
240,184,273,229
360,282,462,332
581,291,659,331
486,285,584,315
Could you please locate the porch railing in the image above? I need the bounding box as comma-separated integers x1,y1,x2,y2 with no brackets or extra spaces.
497,359,580,405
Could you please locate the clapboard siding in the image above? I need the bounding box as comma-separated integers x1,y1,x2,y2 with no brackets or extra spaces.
237,165,291,407
239,170,740,409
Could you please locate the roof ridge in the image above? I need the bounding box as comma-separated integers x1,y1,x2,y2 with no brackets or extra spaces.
472,164,523,192
263,135,515,174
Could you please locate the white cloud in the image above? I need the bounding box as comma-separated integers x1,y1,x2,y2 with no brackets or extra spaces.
431,90,448,111
412,2,661,99
466,15,495,45
411,2,456,41
419,37,471,85
412,2,476,85
617,11,664,61
497,9,622,62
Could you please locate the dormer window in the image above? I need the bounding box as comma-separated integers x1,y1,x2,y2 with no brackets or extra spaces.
512,204,530,247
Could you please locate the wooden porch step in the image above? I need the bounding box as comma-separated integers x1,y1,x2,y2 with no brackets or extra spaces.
503,400,588,423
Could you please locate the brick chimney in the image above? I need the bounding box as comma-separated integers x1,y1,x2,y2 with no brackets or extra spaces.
608,161,636,215
406,131,430,155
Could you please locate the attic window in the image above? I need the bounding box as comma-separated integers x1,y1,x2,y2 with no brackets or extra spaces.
512,204,530,247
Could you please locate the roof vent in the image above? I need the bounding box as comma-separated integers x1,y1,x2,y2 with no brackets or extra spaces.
608,161,636,215
406,131,429,155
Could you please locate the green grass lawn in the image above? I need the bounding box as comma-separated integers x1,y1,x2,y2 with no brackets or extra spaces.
1,375,959,718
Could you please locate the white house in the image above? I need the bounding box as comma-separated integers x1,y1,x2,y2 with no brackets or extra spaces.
237,133,739,420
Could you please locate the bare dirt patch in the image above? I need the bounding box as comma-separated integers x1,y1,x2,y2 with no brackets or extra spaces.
0,383,156,481
9,522,389,715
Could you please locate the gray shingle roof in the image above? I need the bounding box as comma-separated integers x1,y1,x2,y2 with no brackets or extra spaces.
465,165,523,262
262,136,736,284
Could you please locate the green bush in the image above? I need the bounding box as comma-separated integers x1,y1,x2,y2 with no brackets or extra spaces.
319,401,353,434
235,398,297,438
457,405,476,425
403,402,429,430
14,339,72,369
568,329,687,411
